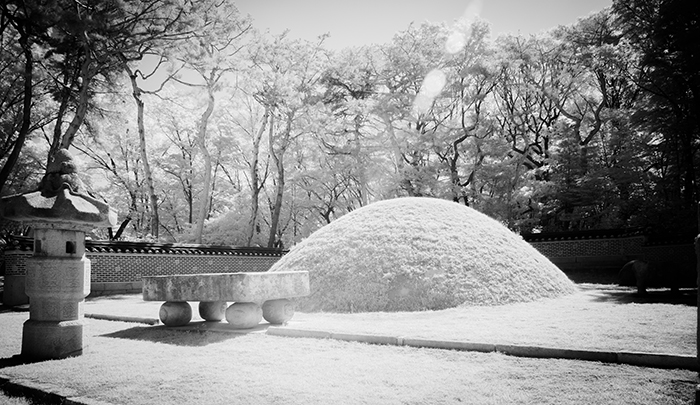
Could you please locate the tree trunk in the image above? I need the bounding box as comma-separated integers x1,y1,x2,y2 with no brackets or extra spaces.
351,118,369,207
193,85,216,244
448,130,471,205
0,33,32,195
695,233,700,376
112,217,132,240
379,111,413,196
246,107,269,246
681,131,696,206
126,67,160,239
48,79,70,165
268,113,290,248
379,112,406,176
58,51,92,151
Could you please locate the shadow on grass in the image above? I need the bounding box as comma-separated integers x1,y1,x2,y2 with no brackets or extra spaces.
588,286,697,307
87,293,142,302
0,355,43,370
101,323,267,347
0,304,29,314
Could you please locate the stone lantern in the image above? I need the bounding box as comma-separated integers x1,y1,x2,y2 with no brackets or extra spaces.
0,149,116,360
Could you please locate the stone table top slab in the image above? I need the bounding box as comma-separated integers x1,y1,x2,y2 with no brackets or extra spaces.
142,271,310,303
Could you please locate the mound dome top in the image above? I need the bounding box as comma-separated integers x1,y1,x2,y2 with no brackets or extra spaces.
270,197,576,312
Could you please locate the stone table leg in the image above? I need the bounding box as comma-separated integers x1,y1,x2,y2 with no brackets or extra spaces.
199,301,227,321
159,301,192,326
225,302,262,329
262,299,295,324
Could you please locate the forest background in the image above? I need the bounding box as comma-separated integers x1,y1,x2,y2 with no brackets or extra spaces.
0,0,698,248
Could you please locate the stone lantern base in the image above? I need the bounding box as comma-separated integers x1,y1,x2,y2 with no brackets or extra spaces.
21,247,91,361
22,319,87,359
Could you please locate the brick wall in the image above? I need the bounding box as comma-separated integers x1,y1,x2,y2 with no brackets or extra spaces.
526,234,696,285
528,236,645,258
2,251,28,277
1,239,285,302
88,253,281,283
642,243,697,285
527,236,695,270
2,246,283,282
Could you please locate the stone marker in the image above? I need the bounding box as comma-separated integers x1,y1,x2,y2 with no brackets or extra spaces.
0,150,117,360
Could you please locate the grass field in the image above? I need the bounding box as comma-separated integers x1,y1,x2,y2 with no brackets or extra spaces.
0,284,697,404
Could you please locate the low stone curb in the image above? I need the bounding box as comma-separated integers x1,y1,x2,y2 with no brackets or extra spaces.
0,374,115,405
402,338,495,353
85,313,159,325
266,327,698,371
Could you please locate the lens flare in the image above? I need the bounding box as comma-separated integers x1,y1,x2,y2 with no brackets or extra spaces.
444,0,483,54
445,30,466,54
413,0,483,114
413,69,447,114
421,69,447,98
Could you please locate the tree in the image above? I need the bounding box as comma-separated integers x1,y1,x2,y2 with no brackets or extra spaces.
112,0,201,239
432,20,499,206
217,88,270,246
0,2,47,195
373,23,446,197
613,0,700,233
493,35,561,173
0,0,203,209
250,34,330,247
157,111,197,227
313,46,387,215
76,118,149,239
122,60,165,238
173,0,252,244
542,9,645,231
42,1,177,157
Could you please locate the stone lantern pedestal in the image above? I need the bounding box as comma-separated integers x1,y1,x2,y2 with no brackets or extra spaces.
0,150,116,360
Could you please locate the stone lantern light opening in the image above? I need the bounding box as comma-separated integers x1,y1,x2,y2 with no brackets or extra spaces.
0,149,117,360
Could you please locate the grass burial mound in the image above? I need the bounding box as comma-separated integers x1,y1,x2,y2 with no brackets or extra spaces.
270,197,576,312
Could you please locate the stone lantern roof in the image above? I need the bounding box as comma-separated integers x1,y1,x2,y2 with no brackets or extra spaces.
0,149,117,230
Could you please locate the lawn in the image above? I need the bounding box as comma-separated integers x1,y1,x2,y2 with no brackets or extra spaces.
0,284,697,405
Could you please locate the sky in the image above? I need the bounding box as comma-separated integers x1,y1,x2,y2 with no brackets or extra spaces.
235,0,613,50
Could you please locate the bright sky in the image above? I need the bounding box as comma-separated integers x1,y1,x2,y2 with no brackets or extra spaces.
235,0,613,49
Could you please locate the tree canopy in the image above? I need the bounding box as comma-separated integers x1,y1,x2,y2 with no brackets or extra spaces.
1,0,698,245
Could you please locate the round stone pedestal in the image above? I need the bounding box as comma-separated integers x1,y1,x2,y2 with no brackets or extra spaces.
159,302,192,326
199,301,227,321
262,299,295,324
225,302,262,329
